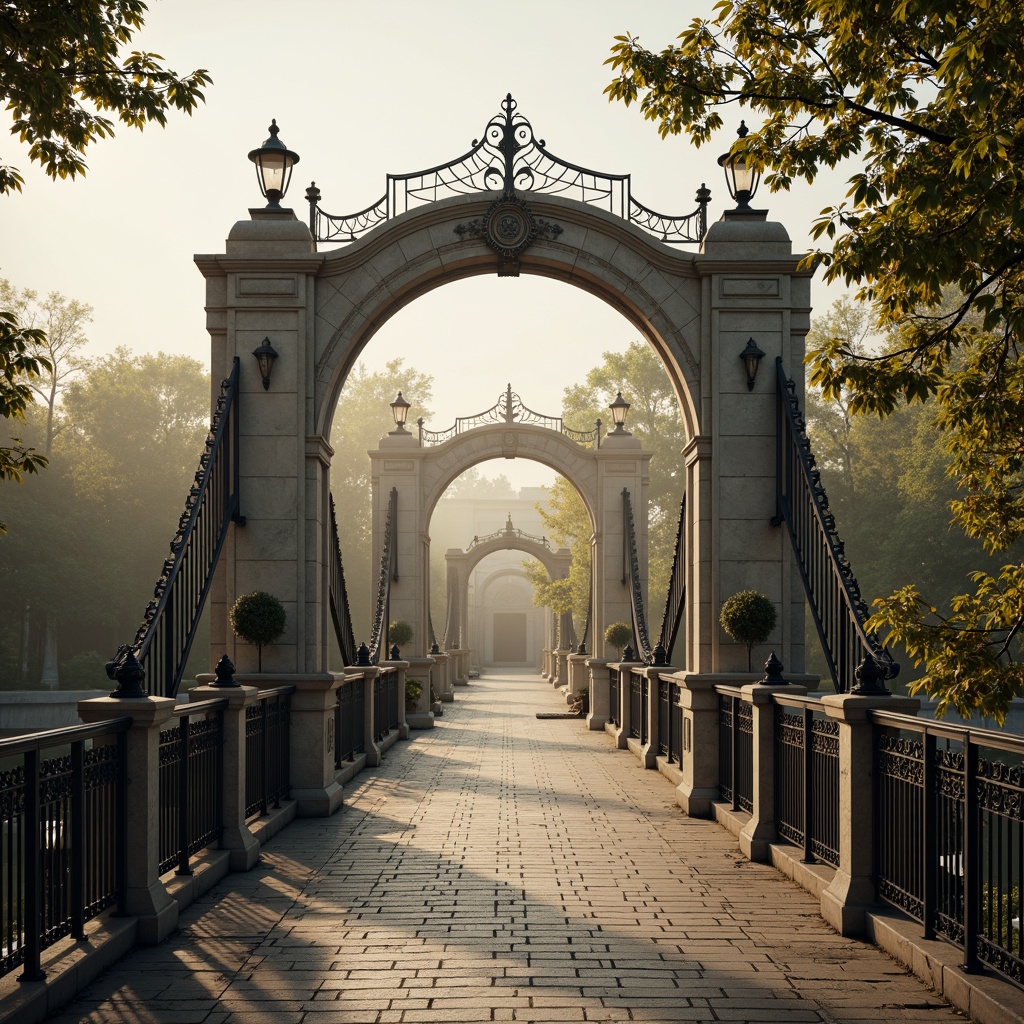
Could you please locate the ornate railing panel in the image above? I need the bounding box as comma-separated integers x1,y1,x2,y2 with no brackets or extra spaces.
872,711,1024,989
0,719,130,982
335,673,366,768
366,487,398,665
109,357,243,698
245,687,293,819
329,494,358,668
374,667,400,741
158,700,225,876
773,699,840,867
717,690,753,812
775,358,898,693
418,384,600,449
309,94,709,247
657,679,683,765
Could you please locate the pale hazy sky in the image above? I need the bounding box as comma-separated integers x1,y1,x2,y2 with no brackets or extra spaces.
1,0,852,489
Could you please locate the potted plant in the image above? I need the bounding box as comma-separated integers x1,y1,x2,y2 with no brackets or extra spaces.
430,683,442,716
388,620,414,657
720,589,777,671
604,621,632,659
405,678,422,712
568,688,589,716
230,591,286,670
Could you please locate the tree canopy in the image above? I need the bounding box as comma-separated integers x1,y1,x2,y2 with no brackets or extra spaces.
606,1,1024,719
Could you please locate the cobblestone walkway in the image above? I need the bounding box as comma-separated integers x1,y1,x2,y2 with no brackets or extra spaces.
52,673,967,1024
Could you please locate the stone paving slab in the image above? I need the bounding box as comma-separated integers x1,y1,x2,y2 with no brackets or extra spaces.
48,673,970,1024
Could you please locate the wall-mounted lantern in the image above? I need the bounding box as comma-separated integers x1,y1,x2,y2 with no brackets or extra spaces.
252,338,279,391
390,391,411,432
739,338,766,391
248,119,300,209
609,391,631,434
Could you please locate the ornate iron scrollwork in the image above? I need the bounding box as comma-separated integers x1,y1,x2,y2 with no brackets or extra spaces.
454,191,563,276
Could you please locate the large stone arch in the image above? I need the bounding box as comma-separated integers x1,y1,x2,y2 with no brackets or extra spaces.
370,421,650,663
196,135,812,677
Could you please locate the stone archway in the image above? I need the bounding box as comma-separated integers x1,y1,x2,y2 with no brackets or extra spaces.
195,96,813,677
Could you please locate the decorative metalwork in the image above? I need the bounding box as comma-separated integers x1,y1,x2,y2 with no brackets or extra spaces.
655,492,686,664
309,94,710,247
774,358,898,692
108,358,243,698
621,487,656,664
468,514,549,550
329,494,358,667
367,487,398,664
453,192,563,275
418,383,601,448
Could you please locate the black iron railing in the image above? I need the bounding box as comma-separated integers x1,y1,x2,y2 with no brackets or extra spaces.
0,719,130,982
335,673,366,767
658,493,687,663
775,358,897,693
609,666,620,729
418,384,600,449
773,698,840,866
158,700,225,876
374,667,400,741
366,488,398,665
873,711,1024,989
657,679,683,765
244,687,293,818
329,494,358,668
109,357,243,698
718,691,753,812
308,94,709,247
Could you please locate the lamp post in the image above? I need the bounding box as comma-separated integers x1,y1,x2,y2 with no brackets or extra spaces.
718,121,761,212
739,338,766,391
252,338,279,391
390,391,411,433
609,392,630,434
247,120,300,209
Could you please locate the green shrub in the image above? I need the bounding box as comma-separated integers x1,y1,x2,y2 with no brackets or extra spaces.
720,589,777,670
405,678,422,707
388,620,414,651
604,621,632,658
58,651,108,690
230,591,286,670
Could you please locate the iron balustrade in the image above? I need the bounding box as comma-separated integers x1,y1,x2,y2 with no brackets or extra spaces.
717,690,753,812
628,672,649,745
608,666,620,729
329,495,358,667
335,674,366,767
109,358,243,698
308,94,709,248
244,688,293,819
773,697,840,867
374,668,400,742
657,679,683,765
158,700,225,877
774,359,897,693
872,710,1024,989
0,718,130,982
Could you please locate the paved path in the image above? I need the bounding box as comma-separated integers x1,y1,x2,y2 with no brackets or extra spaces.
53,673,967,1024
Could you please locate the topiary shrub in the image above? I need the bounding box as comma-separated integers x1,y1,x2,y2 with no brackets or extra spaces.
388,620,414,654
604,621,633,658
405,678,422,710
720,589,777,671
230,591,287,670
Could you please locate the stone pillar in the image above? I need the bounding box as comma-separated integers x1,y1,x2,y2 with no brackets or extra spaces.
638,667,669,769
672,672,722,817
78,695,179,945
555,648,570,689
432,652,453,701
819,692,919,935
738,677,807,862
188,681,261,871
586,659,610,731
567,653,589,698
275,673,344,816
404,655,435,729
611,660,639,750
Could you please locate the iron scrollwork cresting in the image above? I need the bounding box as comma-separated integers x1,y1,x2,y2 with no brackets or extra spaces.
418,383,600,448
308,93,710,247
774,357,898,692
366,487,398,665
106,357,244,698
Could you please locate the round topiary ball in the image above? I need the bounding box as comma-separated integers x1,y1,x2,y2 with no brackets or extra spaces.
388,620,414,649
230,591,286,670
604,621,633,657
720,589,777,670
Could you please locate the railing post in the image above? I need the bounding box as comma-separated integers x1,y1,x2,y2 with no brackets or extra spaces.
819,688,919,936
739,660,807,862
584,659,610,730
190,671,262,870
78,693,179,944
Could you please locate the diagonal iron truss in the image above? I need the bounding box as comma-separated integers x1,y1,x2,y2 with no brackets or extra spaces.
417,383,600,448
307,94,710,246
